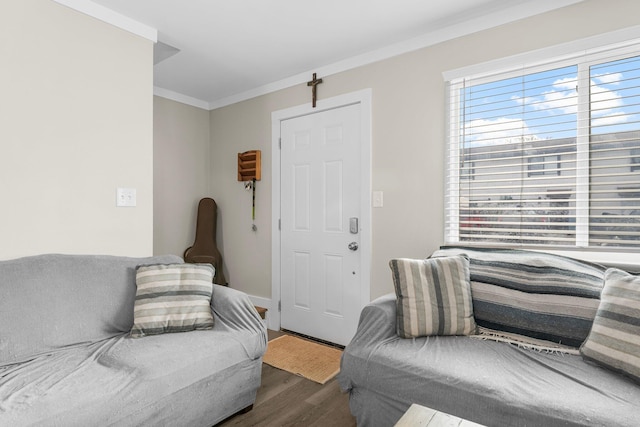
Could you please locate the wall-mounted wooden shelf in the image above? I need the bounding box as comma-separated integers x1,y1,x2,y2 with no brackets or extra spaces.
237,150,261,181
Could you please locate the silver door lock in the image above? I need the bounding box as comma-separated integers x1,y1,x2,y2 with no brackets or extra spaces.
350,217,359,234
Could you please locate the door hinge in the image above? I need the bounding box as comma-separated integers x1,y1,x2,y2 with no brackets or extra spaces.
278,300,281,312
278,137,282,149
278,219,281,230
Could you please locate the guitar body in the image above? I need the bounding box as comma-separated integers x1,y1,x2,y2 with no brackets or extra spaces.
184,198,227,285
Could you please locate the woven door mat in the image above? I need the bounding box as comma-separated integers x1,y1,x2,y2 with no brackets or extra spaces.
262,334,342,384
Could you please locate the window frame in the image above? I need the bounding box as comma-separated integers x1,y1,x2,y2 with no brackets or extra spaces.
444,31,640,261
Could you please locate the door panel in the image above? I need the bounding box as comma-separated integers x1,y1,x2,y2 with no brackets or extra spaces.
280,103,361,345
293,251,310,308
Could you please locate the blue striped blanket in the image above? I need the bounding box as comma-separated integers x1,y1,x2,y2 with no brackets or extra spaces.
431,246,606,348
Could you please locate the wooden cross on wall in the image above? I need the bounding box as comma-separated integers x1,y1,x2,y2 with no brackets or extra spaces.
307,73,323,108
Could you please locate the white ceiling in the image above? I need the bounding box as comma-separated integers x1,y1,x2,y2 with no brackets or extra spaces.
81,0,582,109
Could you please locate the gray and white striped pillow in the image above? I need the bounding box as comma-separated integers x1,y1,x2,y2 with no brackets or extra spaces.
390,256,476,338
581,268,640,382
130,263,214,338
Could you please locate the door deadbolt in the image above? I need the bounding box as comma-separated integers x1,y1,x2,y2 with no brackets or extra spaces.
349,217,359,234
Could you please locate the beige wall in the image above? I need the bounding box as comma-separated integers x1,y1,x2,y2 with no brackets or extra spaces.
209,96,284,291
153,96,211,257
206,0,640,301
0,0,154,259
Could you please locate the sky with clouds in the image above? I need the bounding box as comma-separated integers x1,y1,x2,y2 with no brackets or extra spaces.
460,55,640,146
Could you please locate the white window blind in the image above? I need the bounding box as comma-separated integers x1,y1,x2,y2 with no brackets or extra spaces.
446,45,640,250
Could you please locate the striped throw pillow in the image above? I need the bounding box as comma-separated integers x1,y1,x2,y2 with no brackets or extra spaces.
581,268,640,381
130,263,214,338
390,256,476,338
432,247,605,347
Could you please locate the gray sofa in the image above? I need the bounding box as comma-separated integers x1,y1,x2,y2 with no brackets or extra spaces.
0,254,267,426
338,247,640,426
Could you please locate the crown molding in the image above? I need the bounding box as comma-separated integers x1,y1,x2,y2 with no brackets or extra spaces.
52,0,157,42
208,0,583,110
153,87,210,110
53,0,583,110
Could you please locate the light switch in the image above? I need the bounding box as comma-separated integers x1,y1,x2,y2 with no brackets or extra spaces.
373,191,383,208
117,188,137,207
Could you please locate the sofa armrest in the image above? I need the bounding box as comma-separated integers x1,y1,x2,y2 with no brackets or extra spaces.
349,293,398,348
339,293,398,392
211,285,267,347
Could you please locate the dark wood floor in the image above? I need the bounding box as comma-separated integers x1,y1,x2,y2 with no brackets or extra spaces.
218,330,357,427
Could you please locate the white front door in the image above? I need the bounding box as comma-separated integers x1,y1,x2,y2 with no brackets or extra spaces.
279,103,363,345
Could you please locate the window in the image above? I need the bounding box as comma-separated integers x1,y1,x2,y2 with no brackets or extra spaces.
446,44,640,250
460,160,475,180
527,155,561,177
632,148,640,172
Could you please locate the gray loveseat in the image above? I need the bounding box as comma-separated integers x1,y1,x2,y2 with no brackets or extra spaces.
339,247,640,426
0,254,266,426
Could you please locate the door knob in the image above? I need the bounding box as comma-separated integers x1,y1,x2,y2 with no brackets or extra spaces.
348,242,359,251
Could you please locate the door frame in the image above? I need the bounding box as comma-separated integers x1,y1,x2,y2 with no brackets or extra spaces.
270,89,372,332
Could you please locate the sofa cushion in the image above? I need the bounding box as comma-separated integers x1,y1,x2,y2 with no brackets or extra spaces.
581,268,640,382
0,284,267,426
431,247,605,347
130,263,215,338
0,254,182,366
338,294,640,427
389,256,476,338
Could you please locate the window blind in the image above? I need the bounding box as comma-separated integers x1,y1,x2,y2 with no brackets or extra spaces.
589,54,640,247
445,46,640,250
